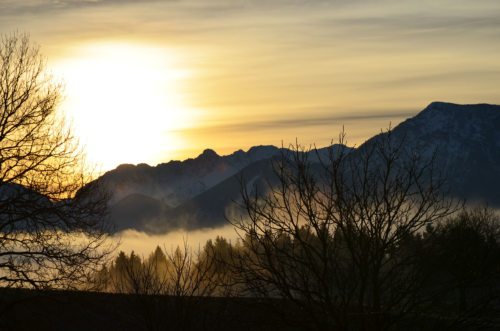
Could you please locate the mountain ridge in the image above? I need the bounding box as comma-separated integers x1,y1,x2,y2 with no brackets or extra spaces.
94,102,500,233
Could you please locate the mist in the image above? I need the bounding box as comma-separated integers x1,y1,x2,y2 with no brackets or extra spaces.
110,224,239,256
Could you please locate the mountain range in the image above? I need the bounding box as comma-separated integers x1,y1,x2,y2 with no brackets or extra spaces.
94,102,500,233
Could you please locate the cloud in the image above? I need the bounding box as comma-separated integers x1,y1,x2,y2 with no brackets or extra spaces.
179,109,417,134
0,0,161,15
360,70,500,90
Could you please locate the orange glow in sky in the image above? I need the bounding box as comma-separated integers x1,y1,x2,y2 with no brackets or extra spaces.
3,0,499,170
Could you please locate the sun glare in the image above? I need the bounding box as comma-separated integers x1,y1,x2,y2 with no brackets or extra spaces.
53,42,195,171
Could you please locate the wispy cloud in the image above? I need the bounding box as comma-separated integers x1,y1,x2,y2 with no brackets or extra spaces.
179,109,417,134
364,70,500,90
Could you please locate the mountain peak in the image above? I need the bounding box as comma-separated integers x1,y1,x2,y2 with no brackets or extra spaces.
199,149,219,159
247,145,279,158
426,101,459,109
422,101,500,114
408,102,500,129
115,163,135,171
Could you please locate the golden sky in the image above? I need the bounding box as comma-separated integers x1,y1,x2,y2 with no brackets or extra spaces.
2,0,500,170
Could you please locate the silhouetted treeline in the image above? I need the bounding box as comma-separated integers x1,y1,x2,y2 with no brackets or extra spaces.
94,238,234,297
92,206,500,330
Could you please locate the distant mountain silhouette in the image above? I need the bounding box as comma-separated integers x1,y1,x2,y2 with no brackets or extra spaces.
93,102,500,233
95,145,284,231
99,145,281,207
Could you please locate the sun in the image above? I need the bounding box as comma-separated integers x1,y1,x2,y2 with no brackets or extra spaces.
53,42,195,171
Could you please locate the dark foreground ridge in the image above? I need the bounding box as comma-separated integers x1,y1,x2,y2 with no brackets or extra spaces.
0,288,322,331
2,288,497,331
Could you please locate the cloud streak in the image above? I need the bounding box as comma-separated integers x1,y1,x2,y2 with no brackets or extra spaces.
181,109,417,134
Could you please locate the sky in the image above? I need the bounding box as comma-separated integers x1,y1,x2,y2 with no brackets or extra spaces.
1,0,500,170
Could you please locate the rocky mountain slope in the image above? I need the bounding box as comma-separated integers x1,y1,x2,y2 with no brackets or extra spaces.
362,102,500,203
98,102,500,233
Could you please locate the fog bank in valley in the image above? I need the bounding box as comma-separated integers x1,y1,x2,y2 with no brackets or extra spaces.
111,224,238,256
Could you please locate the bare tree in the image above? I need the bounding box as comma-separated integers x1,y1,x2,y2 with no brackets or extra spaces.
103,243,223,331
0,32,111,290
230,130,460,330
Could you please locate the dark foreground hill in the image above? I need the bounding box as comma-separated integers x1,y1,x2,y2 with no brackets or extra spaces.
88,102,500,233
1,288,498,331
0,288,299,331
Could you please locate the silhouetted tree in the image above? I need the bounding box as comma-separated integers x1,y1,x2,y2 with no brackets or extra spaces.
421,206,500,329
0,32,111,290
200,236,241,296
101,242,224,330
231,130,460,330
